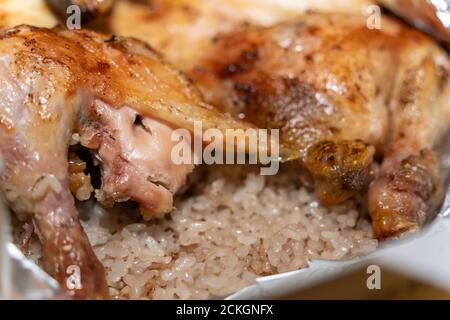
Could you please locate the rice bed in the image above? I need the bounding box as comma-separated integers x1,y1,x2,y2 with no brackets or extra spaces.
21,165,377,299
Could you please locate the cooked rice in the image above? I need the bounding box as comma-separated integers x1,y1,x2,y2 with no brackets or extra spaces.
17,165,377,299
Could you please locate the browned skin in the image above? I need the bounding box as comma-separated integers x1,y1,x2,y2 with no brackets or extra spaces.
380,0,450,42
305,140,375,206
194,15,450,239
0,25,254,298
111,8,450,239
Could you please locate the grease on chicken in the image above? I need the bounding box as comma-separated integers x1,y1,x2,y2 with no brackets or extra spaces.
0,0,58,30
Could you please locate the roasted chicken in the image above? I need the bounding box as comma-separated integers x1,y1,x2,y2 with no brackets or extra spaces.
109,3,450,239
0,0,449,299
0,25,253,298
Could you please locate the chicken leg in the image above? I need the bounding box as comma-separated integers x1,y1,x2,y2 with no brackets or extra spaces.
369,45,450,238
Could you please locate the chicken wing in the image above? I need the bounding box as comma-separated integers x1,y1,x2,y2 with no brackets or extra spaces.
0,25,254,298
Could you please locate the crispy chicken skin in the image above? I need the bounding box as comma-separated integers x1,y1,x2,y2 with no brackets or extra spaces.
368,46,450,238
112,7,450,239
0,25,254,298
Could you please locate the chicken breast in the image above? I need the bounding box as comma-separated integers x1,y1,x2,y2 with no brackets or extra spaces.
110,0,375,69
0,25,254,298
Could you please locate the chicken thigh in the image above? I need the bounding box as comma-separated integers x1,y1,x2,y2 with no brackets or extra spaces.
110,0,374,70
